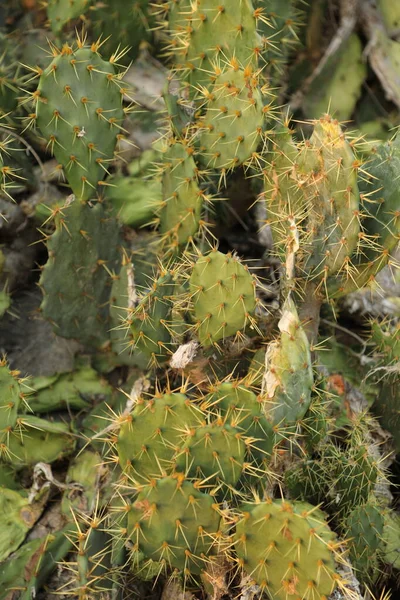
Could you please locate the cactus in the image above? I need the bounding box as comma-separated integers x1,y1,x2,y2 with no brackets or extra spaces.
128,268,176,366
92,0,155,62
370,320,400,450
168,0,260,94
303,34,367,121
125,475,221,577
28,365,112,413
265,117,361,288
344,503,384,579
234,498,339,599
202,381,274,467
0,32,20,118
61,449,105,515
382,511,400,570
0,488,40,561
1,3,400,599
189,249,257,346
158,140,205,251
377,0,400,34
3,415,75,466
117,392,203,480
262,296,313,429
46,0,91,35
327,132,400,297
197,65,267,172
256,0,302,82
39,200,120,347
174,422,246,490
34,35,125,202
0,133,24,201
0,359,21,440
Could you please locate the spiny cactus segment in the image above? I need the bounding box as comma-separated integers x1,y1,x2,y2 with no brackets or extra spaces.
0,1,399,599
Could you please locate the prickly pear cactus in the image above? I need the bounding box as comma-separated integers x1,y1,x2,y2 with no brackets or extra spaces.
159,140,204,250
235,499,339,599
265,117,361,287
197,65,266,172
189,249,257,346
174,422,246,489
39,200,120,346
345,503,384,577
262,296,313,428
126,475,221,576
168,0,260,93
117,392,203,479
35,37,124,201
46,0,91,35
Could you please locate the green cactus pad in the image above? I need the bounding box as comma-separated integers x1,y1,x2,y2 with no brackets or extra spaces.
129,269,176,366
329,133,400,296
263,296,313,428
0,32,20,117
92,0,155,62
127,475,221,576
35,40,124,201
109,259,140,367
266,117,360,284
106,173,160,228
0,360,21,437
47,0,91,35
159,141,204,250
174,423,246,489
198,66,266,171
61,450,103,515
0,526,73,600
378,0,400,33
28,366,112,413
189,250,256,346
382,511,400,569
303,35,367,121
0,537,45,600
257,0,301,83
3,416,75,466
333,446,379,514
40,200,120,347
0,488,39,561
203,381,274,464
235,499,338,599
117,392,204,480
169,0,260,93
345,503,384,576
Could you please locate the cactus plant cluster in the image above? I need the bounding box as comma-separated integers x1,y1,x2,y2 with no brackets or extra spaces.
0,1,399,599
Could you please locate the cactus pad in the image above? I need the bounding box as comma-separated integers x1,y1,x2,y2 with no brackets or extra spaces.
127,475,221,576
174,423,246,489
117,393,203,480
35,40,124,201
235,499,338,599
40,200,120,347
189,250,256,346
197,66,266,171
